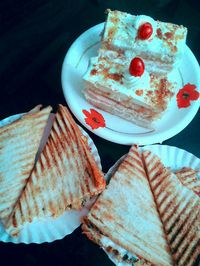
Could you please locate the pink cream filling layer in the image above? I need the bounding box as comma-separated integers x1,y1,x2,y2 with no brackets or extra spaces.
83,87,161,129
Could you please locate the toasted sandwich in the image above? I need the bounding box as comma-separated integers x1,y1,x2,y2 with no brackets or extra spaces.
142,150,200,266
6,104,105,236
82,145,173,265
0,106,52,226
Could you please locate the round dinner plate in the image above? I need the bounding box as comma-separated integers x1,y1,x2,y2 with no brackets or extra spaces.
0,113,102,244
61,23,200,145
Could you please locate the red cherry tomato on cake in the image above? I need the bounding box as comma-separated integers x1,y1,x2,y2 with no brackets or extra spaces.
138,22,153,40
129,57,145,77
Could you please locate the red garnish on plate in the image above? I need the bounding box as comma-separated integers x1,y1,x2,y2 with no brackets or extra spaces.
82,109,106,130
176,83,199,108
129,57,145,77
135,89,144,96
138,22,153,40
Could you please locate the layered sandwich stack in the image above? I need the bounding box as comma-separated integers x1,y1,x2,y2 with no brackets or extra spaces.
0,104,105,236
82,145,200,266
83,10,187,129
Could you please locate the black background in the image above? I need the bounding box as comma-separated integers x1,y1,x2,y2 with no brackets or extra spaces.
0,0,200,265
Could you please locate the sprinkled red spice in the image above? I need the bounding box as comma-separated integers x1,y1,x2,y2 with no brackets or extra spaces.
148,78,173,110
90,69,98,76
165,32,173,39
156,28,163,39
108,73,124,81
135,89,144,96
147,90,153,96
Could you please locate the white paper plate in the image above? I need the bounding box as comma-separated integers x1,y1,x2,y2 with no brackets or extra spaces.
61,23,200,145
0,112,102,244
104,144,200,266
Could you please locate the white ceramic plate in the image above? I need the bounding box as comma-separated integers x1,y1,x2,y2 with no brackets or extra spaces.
104,144,200,266
0,113,102,244
61,23,200,145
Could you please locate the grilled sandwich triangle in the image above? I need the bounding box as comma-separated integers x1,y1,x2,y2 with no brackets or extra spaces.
0,106,52,226
6,104,105,236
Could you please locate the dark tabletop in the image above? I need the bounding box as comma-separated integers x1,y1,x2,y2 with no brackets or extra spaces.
0,0,200,265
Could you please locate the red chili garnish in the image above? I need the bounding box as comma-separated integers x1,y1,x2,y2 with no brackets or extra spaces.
82,109,106,130
176,83,199,108
138,22,153,40
129,57,145,77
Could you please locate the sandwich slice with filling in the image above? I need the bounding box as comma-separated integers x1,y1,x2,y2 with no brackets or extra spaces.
6,104,105,236
82,145,173,266
142,150,200,266
0,105,52,226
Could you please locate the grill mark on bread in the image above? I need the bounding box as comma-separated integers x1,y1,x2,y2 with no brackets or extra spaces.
151,174,171,196
169,204,198,249
178,239,200,266
175,233,198,265
172,225,197,260
156,191,169,209
123,159,145,176
163,192,193,230
166,196,196,236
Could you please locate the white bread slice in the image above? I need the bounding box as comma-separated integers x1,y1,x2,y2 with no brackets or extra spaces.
0,106,52,225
